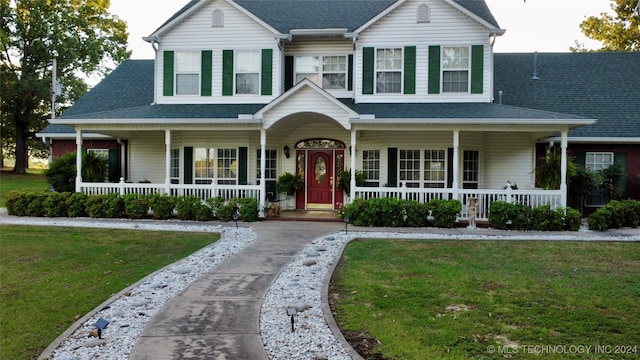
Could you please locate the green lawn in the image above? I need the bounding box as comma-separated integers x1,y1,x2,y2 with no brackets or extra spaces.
0,225,219,360
331,240,640,360
0,169,49,207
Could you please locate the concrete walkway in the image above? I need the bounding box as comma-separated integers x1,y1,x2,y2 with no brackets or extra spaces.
130,221,342,360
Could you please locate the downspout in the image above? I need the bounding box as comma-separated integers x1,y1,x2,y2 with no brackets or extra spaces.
148,36,159,104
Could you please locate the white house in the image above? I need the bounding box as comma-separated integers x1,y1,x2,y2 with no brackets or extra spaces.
45,0,596,218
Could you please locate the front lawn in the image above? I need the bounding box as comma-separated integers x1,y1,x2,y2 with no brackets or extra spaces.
0,225,219,360
330,240,640,359
0,169,49,207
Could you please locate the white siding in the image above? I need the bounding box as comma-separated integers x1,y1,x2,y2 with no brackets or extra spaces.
355,0,494,103
483,133,536,189
129,133,166,183
156,0,279,104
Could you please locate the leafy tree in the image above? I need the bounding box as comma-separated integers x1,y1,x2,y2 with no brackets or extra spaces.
572,0,640,51
1,0,130,173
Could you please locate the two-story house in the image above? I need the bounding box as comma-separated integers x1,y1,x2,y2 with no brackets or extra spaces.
41,0,602,219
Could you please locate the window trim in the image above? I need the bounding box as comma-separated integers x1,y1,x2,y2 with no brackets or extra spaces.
441,46,470,93
257,149,277,180
174,51,201,96
398,148,448,188
362,149,381,186
234,49,261,95
294,55,348,90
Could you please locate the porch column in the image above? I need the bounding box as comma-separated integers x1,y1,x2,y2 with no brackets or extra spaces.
259,129,267,217
451,130,460,199
75,129,83,192
350,129,357,202
560,130,568,209
165,129,172,194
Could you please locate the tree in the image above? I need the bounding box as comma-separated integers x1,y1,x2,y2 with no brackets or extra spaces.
1,0,130,173
572,0,640,51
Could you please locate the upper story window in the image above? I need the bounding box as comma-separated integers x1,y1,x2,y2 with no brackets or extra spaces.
175,51,200,95
417,4,430,23
295,55,347,90
235,50,260,95
212,9,223,27
442,46,470,93
376,48,402,93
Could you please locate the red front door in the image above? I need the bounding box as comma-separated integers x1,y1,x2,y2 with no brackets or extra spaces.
307,150,333,209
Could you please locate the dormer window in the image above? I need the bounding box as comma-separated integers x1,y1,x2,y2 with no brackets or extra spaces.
295,55,347,90
417,4,430,23
212,9,224,27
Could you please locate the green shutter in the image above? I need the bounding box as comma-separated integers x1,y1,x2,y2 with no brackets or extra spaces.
403,46,416,94
108,149,119,182
574,152,586,166
471,45,484,94
201,50,212,96
239,147,248,185
284,56,294,91
348,55,354,91
362,47,374,94
261,49,273,95
447,148,454,188
222,50,234,96
387,148,398,187
614,153,627,197
163,51,174,96
184,147,193,184
428,45,440,94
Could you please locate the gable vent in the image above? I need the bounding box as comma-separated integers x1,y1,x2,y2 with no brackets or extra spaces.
212,9,224,27
417,4,430,23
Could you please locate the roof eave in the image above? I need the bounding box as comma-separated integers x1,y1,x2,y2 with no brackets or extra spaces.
51,118,263,125
349,118,596,126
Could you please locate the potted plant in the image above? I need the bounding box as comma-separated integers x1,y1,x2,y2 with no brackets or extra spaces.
276,172,304,195
337,169,365,195
265,202,281,217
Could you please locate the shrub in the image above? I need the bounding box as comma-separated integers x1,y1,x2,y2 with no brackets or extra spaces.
588,209,610,231
5,191,27,216
564,207,582,231
103,194,125,218
489,201,533,230
149,194,176,220
427,198,462,228
26,192,48,217
124,194,150,219
531,205,564,231
206,196,225,217
66,192,88,217
44,192,70,217
237,197,259,222
85,195,105,218
176,196,211,221
588,199,640,231
217,199,239,222
45,151,109,192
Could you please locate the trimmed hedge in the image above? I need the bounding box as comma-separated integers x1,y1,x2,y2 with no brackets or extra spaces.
4,191,260,223
488,201,581,231
588,199,640,231
338,197,462,228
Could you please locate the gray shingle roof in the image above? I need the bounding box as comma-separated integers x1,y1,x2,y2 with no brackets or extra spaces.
494,52,640,138
155,0,500,35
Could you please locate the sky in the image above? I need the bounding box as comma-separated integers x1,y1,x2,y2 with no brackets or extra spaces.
109,0,613,59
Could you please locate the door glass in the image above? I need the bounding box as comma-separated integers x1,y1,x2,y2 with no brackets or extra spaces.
315,156,326,184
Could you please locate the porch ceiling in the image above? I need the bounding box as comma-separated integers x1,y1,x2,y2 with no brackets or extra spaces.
267,111,345,137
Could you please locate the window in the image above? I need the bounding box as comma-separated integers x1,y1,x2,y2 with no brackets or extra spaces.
399,149,420,187
175,51,200,95
194,148,215,184
217,148,237,184
376,48,402,93
423,150,446,188
295,55,347,90
586,152,614,206
170,149,180,183
88,149,108,159
257,149,277,180
235,50,260,94
362,150,380,186
463,150,479,189
442,47,469,93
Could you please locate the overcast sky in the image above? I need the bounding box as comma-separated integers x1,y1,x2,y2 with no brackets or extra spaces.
109,0,613,59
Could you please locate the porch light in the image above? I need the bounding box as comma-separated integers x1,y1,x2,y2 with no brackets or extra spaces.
344,216,350,234
283,145,290,158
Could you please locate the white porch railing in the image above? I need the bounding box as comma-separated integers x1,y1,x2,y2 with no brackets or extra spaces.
80,178,261,201
354,182,564,221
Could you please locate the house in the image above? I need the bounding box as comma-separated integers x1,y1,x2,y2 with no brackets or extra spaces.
39,0,614,219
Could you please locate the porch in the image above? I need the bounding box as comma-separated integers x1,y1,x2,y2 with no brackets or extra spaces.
79,179,563,222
